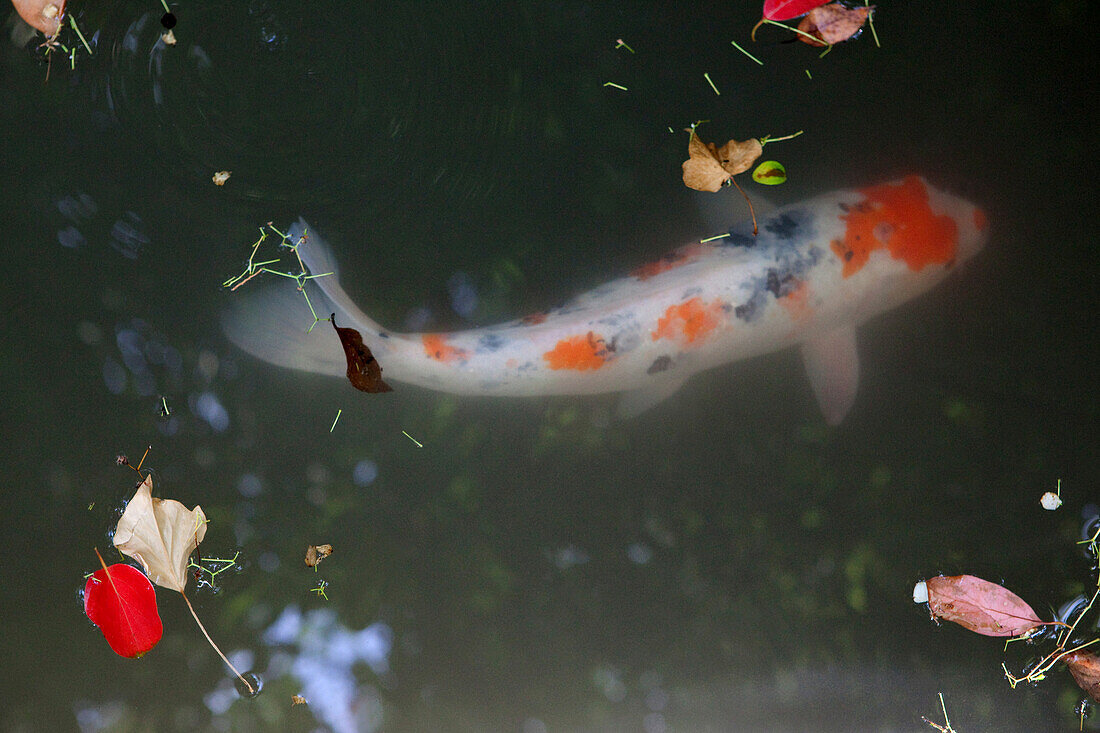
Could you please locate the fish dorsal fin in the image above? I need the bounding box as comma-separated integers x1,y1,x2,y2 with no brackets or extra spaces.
800,325,860,425
616,376,688,419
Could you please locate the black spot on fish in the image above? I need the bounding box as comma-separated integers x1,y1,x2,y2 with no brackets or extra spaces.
587,332,616,358
764,213,800,239
734,300,756,321
478,333,506,351
680,287,703,300
379,332,390,338
765,268,797,298
647,355,672,374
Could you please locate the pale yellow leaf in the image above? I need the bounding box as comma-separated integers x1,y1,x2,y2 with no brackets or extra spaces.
113,474,207,593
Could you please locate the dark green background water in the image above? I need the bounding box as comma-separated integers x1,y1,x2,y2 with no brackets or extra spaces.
1,1,1095,731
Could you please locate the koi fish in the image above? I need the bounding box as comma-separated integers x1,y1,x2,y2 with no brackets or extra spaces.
222,176,988,423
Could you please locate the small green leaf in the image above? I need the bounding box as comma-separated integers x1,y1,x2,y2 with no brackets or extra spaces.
752,160,787,185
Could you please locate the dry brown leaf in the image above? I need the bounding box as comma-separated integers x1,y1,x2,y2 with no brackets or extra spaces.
925,574,1043,637
797,3,873,47
113,474,207,593
682,131,763,193
332,315,393,393
305,543,334,568
1063,650,1100,704
291,694,308,705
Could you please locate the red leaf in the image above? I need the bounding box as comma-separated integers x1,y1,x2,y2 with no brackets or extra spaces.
762,0,830,21
1063,650,1100,704
84,563,163,658
925,574,1044,637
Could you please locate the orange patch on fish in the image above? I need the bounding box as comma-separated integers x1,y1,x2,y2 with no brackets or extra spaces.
832,176,959,278
632,243,710,281
422,334,468,363
973,207,988,232
544,331,610,371
651,297,725,346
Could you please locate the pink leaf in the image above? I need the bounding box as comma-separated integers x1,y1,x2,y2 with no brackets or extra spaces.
925,574,1044,637
796,4,874,47
762,0,830,22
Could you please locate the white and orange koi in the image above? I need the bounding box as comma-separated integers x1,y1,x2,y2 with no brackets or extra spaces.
223,176,988,423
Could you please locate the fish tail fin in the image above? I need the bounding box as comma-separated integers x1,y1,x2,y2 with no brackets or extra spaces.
291,218,389,336
221,277,345,377
221,219,393,377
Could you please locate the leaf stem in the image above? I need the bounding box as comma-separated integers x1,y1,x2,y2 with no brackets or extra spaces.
69,18,92,55
865,1,880,47
728,177,758,237
180,591,255,695
759,130,804,146
729,40,763,66
703,72,720,96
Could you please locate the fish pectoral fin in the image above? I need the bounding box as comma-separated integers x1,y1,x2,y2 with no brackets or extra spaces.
616,376,689,419
800,325,860,425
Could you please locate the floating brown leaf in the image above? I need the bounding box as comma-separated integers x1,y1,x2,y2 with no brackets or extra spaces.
113,474,207,593
1063,650,1100,703
797,3,873,47
925,574,1044,637
305,543,333,568
292,694,308,705
332,314,392,393
682,131,763,193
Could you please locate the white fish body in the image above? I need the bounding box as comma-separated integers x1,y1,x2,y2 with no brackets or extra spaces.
223,176,988,423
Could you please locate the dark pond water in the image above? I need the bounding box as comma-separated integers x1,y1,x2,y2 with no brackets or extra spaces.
1,1,1096,731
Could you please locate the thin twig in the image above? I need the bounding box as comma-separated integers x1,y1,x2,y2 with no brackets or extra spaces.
180,591,255,695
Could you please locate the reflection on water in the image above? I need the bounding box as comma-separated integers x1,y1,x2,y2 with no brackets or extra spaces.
260,606,392,732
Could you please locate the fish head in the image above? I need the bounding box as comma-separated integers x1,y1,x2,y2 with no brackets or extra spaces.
836,176,988,281
923,181,989,266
